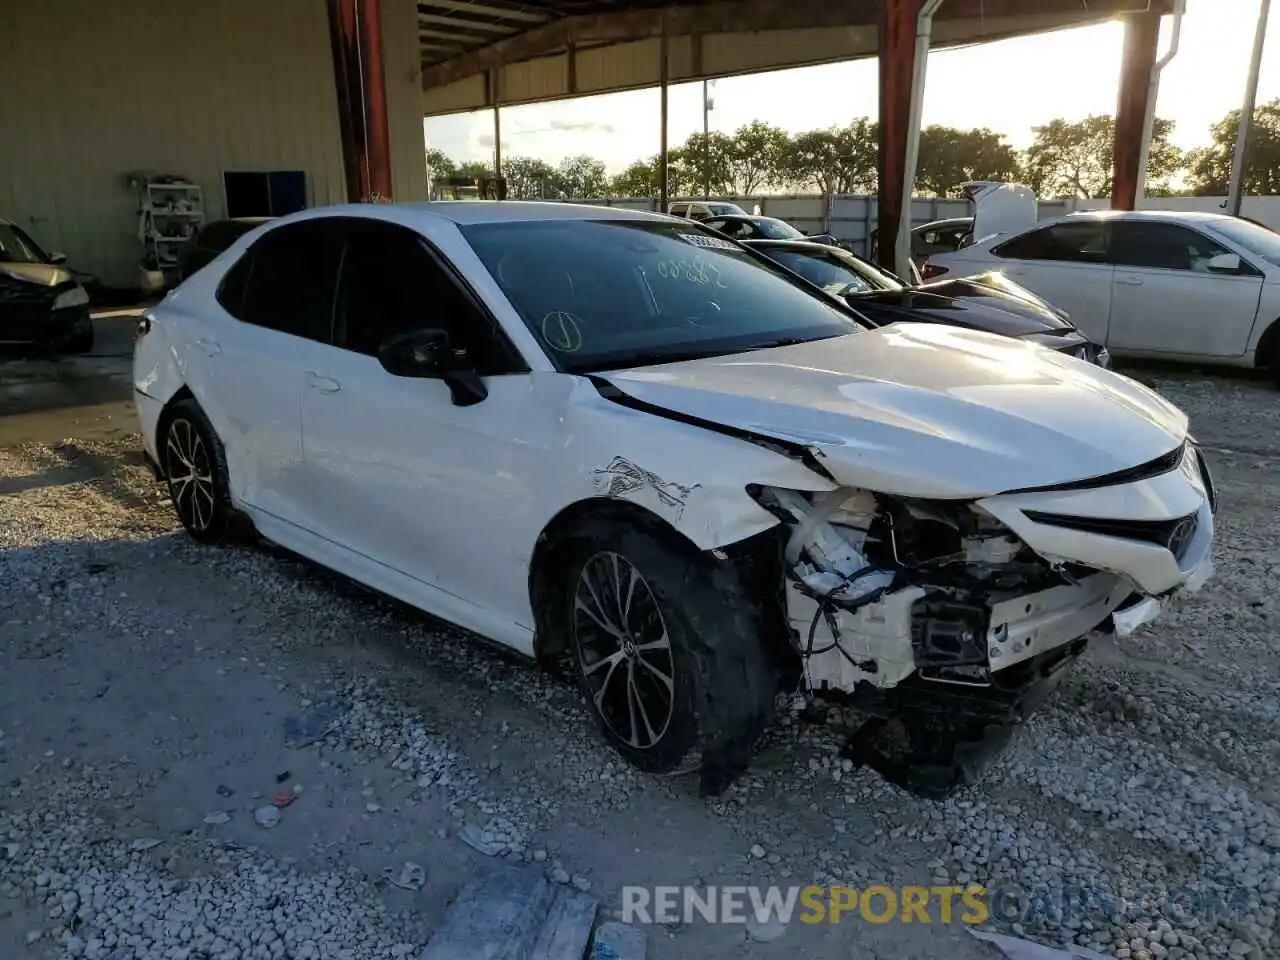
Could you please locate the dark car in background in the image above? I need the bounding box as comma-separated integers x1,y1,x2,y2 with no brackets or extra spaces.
0,218,94,353
869,216,975,266
703,214,844,248
177,217,271,280
744,238,1108,366
666,201,748,220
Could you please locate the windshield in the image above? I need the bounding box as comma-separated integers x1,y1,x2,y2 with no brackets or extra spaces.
708,203,746,217
755,218,805,240
1209,216,1280,267
0,223,49,264
762,247,904,297
462,219,861,373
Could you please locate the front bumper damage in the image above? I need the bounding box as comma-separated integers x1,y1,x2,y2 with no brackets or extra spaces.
755,441,1216,798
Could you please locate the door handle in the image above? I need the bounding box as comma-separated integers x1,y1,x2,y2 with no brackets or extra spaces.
304,370,342,393
194,337,221,357
1115,277,1144,286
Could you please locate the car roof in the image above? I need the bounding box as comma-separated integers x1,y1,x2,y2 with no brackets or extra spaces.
281,201,671,228
1062,209,1236,225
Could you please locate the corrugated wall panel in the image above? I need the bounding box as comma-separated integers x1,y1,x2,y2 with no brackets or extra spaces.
0,0,422,287
576,39,661,95
384,0,429,204
500,56,569,103
422,75,490,116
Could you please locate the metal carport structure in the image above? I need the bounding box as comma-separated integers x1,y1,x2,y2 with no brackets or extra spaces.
334,0,1178,274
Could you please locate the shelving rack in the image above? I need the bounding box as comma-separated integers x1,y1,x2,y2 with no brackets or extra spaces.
138,181,204,272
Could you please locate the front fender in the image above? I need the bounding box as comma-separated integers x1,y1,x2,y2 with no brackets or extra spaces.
558,378,836,551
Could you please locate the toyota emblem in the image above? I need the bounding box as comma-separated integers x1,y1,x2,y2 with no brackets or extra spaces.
1166,515,1197,559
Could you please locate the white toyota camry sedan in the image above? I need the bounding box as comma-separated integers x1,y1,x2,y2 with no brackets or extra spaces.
133,202,1216,798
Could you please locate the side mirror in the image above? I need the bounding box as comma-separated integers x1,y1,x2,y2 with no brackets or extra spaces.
48,252,68,265
376,328,487,407
1206,252,1242,274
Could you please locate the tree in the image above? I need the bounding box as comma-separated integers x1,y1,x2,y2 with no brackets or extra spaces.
552,154,608,198
1186,98,1280,196
727,121,789,194
455,160,492,183
502,156,557,199
672,132,735,196
1022,114,1182,199
425,148,456,188
609,158,660,197
778,120,878,195
915,126,1018,197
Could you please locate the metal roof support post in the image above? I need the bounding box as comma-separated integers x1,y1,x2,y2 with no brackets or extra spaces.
326,0,393,202
1227,0,1272,216
326,0,364,202
659,14,670,211
1135,0,1184,204
876,0,937,277
491,71,503,184
1111,11,1161,211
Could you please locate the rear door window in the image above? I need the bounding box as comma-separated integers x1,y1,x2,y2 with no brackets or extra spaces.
221,220,344,341
994,220,1111,264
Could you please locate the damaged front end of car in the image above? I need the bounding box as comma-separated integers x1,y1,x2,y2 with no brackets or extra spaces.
745,482,1175,799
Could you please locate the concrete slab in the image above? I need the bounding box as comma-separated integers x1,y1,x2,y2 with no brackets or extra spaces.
420,867,557,960
531,886,598,959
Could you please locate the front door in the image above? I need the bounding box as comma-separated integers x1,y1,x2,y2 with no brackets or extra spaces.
296,219,551,627
1106,220,1265,358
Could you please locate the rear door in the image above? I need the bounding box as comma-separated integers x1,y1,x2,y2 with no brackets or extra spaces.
180,219,343,526
1106,219,1264,358
987,219,1115,344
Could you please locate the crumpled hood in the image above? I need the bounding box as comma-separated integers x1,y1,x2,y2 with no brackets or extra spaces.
600,324,1187,499
0,261,73,288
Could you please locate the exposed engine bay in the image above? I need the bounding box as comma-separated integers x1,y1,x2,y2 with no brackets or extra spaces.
750,485,1138,798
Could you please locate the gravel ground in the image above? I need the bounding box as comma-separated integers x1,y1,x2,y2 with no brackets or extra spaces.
1,367,1277,960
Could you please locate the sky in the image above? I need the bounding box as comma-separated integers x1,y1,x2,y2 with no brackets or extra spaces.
423,0,1279,175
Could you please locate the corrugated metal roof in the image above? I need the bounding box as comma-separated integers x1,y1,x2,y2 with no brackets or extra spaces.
417,1,717,68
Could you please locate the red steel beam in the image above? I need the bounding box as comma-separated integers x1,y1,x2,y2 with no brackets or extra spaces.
877,0,924,273
327,0,394,203
1111,11,1161,210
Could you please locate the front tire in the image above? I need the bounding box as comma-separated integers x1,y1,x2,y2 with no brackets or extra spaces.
563,521,779,790
160,400,232,543
62,323,94,354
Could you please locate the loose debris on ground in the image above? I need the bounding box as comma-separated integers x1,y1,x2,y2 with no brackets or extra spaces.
0,369,1277,959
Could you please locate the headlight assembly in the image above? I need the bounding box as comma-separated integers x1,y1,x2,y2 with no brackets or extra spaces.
53,286,90,310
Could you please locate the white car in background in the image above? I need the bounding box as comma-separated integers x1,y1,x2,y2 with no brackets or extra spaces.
922,210,1280,379
133,202,1216,799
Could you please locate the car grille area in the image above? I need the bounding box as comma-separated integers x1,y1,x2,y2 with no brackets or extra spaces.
1022,510,1200,562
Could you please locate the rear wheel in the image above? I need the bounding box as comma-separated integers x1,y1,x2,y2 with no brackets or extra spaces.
161,400,232,543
